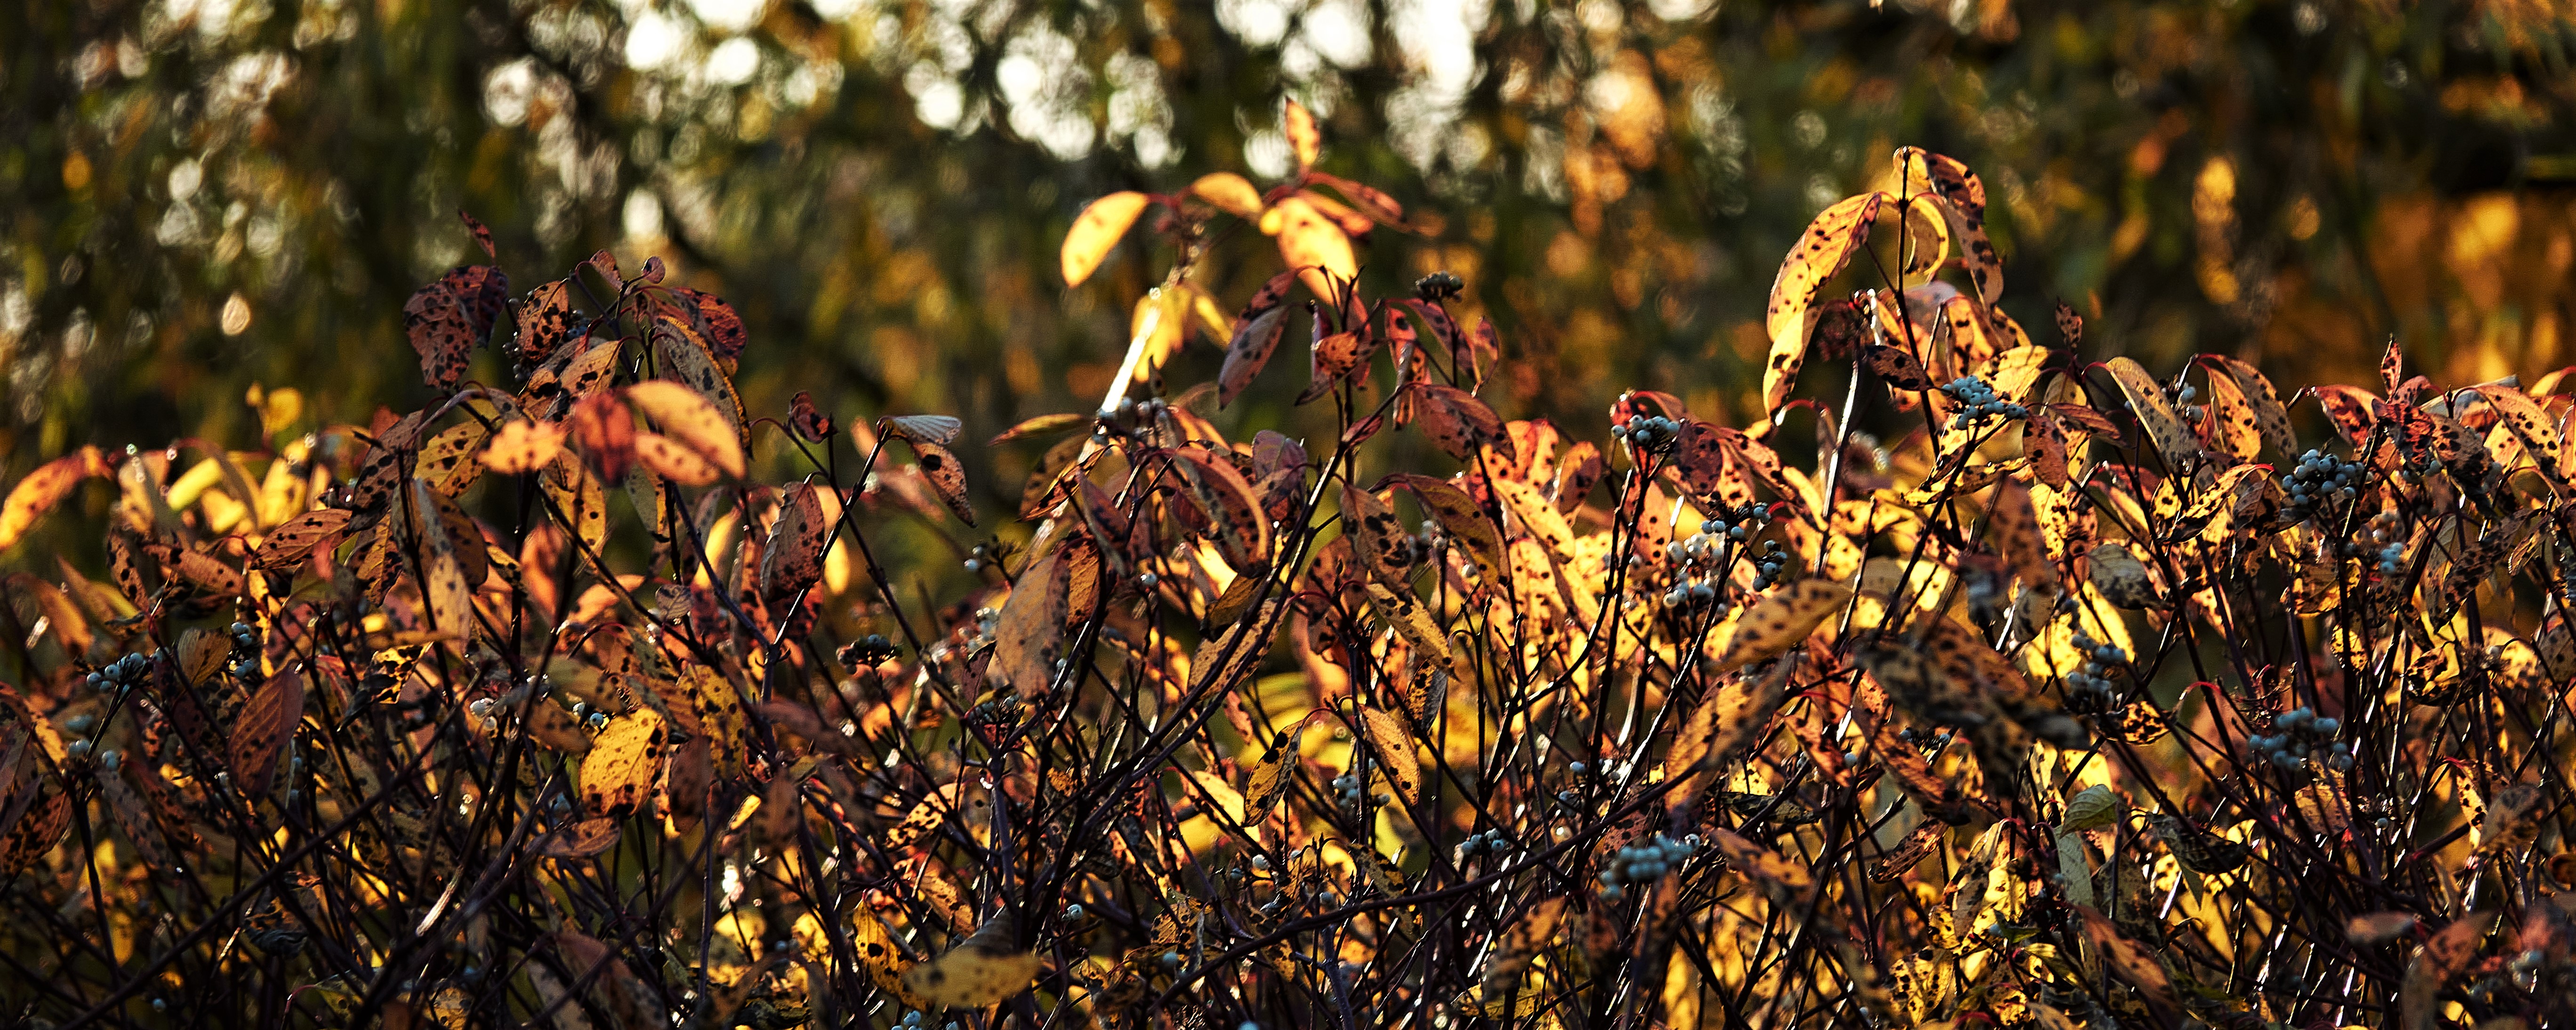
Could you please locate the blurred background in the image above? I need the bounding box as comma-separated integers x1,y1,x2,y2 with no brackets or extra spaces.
6,0,2576,528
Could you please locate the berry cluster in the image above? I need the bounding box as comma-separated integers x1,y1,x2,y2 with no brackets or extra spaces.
2249,706,2352,772
1597,833,1700,900
1455,828,1513,859
87,652,153,695
2284,447,2366,521
1941,376,2030,429
2174,383,2203,426
1619,415,1682,454
2063,631,2127,711
1747,540,1793,591
1330,771,1390,809
838,633,900,667
1415,271,1465,301
897,1011,960,1030
224,621,262,681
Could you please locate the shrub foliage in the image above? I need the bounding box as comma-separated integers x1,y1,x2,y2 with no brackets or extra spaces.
4,116,2576,1030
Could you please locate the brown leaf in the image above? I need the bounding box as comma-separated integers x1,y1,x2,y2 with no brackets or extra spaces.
989,412,1086,447
229,670,306,797
514,279,576,372
1063,191,1151,287
760,482,831,606
905,439,975,526
404,279,480,392
2104,357,2200,468
1168,448,1270,571
1862,344,1934,391
543,818,621,858
566,391,637,482
2086,542,2161,610
1895,148,2002,305
993,545,1074,698
1764,192,1884,413
1220,304,1292,407
2402,914,2493,1030
1414,384,1506,461
1378,473,1503,577
251,509,352,573
669,286,747,361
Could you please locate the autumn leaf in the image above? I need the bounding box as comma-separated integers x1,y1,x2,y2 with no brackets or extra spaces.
2402,914,2493,1030
903,913,1043,1008
479,418,566,474
0,446,112,553
1715,580,1852,670
625,381,745,480
1190,172,1265,218
903,439,975,526
1895,148,2002,304
1763,192,1884,414
580,709,667,818
1219,304,1291,407
1413,384,1505,461
1283,97,1320,171
1062,191,1151,287
2104,357,2200,469
1353,705,1421,805
885,414,964,446
228,670,306,797
1268,194,1356,303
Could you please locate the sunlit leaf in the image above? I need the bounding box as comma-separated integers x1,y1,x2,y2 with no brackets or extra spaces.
1062,191,1151,287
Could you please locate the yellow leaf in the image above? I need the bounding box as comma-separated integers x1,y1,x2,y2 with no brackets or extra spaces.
480,419,566,474
1271,194,1355,302
903,916,1043,1008
580,708,668,818
1715,580,1852,670
1284,98,1320,171
625,381,745,479
1190,172,1265,218
0,447,110,553
2103,357,2199,469
1354,705,1421,805
1763,192,1885,414
1062,191,1150,287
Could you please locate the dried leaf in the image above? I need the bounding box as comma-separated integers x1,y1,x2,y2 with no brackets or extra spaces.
251,509,352,573
2402,914,2493,1030
480,419,566,475
1414,384,1506,461
886,414,964,446
905,439,975,525
228,670,306,797
1219,305,1291,407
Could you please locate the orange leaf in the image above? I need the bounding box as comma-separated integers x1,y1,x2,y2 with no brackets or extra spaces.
0,446,111,553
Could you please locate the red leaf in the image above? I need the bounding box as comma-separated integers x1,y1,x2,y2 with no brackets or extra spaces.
459,208,495,259
1413,384,1504,460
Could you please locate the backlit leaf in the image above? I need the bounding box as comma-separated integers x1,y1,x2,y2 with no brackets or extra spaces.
580,709,668,818
1062,191,1150,287
228,669,306,797
625,380,745,480
1715,580,1852,670
1764,192,1884,413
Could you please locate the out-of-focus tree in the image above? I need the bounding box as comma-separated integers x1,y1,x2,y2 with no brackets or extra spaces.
5,0,2573,520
